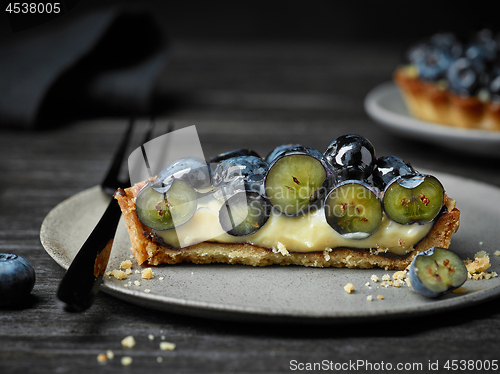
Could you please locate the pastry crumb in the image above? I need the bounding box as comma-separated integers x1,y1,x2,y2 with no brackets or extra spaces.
159,277,165,280
142,268,154,279
365,282,370,287
121,336,136,348
97,353,107,363
366,295,373,301
453,286,467,294
121,357,133,366
148,334,155,341
134,281,141,287
125,269,132,275
393,271,406,280
144,289,151,293
121,260,132,269
382,274,391,282
494,250,500,257
392,279,404,288
465,251,497,280
370,275,379,283
377,295,384,300
106,269,127,280
157,357,163,363
106,350,114,360
160,342,176,351
343,283,354,294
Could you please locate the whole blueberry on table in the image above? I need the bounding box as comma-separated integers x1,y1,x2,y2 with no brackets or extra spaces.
0,253,36,306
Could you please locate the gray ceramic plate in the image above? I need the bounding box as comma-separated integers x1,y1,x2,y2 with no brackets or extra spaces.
364,82,500,157
40,171,500,323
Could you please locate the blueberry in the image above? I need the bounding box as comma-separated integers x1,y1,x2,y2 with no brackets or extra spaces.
446,57,482,96
136,181,197,231
465,43,497,70
372,155,416,190
264,146,330,216
324,180,382,239
154,157,211,192
0,253,36,306
211,156,269,193
218,191,271,236
415,46,454,82
487,65,500,102
409,247,467,298
430,32,463,59
324,134,375,183
383,175,444,225
208,149,261,164
265,144,302,164
401,41,429,65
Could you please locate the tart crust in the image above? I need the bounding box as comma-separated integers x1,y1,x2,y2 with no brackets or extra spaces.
394,68,500,132
114,185,460,271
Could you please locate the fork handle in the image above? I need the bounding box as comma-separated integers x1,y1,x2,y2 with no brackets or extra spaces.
56,197,122,312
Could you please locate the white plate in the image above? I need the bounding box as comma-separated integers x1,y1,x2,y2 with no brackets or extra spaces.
364,82,500,157
40,172,500,323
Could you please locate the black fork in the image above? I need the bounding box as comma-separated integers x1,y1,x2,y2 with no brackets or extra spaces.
56,118,156,312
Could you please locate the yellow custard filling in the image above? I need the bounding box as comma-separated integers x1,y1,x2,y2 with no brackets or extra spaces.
152,194,433,256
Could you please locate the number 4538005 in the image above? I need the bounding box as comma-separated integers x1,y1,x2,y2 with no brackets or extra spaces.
5,3,61,14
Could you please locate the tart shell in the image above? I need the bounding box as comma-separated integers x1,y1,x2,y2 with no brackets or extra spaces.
394,68,500,132
114,184,460,271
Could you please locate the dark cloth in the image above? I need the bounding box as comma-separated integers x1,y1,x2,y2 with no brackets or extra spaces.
0,6,168,129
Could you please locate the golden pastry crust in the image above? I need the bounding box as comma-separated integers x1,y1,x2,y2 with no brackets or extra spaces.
114,185,460,271
394,67,500,132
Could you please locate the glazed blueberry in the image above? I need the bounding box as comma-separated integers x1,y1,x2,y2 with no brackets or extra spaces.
0,253,36,306
154,157,211,192
208,149,261,164
409,247,467,298
264,147,330,216
324,134,376,182
414,46,454,82
372,155,416,190
211,156,268,192
446,57,482,96
265,144,302,164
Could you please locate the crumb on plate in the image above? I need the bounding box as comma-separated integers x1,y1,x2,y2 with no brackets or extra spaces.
343,283,354,294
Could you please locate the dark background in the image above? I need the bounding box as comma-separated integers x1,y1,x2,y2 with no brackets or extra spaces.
1,0,498,44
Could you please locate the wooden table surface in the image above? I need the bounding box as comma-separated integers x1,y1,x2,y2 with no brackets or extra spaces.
1,40,500,373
